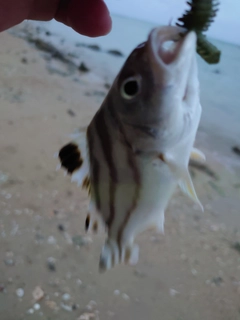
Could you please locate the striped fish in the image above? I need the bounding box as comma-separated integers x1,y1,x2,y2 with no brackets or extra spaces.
58,26,206,272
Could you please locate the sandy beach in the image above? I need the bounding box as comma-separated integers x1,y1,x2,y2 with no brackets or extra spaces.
0,16,240,320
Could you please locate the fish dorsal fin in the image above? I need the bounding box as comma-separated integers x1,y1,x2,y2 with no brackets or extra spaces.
58,127,90,193
163,153,204,211
190,148,206,163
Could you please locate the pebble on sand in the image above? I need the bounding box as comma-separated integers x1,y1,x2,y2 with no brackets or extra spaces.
169,289,179,297
61,302,73,312
78,62,90,73
47,257,56,271
78,313,96,320
47,236,57,244
27,308,34,314
72,235,92,247
122,293,130,300
113,290,120,296
34,303,41,310
46,300,58,311
4,259,14,266
191,268,198,276
16,288,24,298
0,284,5,292
32,286,44,301
62,293,71,301
86,300,97,310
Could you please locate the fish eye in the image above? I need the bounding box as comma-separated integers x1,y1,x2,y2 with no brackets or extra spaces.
120,76,141,100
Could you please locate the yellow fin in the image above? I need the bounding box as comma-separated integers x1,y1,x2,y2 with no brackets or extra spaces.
178,170,204,211
190,148,206,163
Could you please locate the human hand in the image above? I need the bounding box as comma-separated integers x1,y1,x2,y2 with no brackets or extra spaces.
0,0,112,37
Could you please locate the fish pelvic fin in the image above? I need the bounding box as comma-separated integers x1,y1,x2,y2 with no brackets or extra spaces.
58,127,91,194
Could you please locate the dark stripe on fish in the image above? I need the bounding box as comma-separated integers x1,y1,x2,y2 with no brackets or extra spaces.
117,151,140,252
85,214,90,231
106,100,141,255
82,176,90,191
87,126,101,211
106,101,132,150
94,108,118,228
93,221,98,233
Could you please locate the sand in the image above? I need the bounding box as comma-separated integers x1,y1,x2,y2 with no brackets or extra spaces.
0,17,240,320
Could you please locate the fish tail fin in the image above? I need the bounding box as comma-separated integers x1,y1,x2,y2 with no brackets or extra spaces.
99,240,139,272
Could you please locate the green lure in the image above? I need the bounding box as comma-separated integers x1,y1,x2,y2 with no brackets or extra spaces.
176,0,221,64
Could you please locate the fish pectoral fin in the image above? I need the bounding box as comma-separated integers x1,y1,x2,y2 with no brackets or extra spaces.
58,129,90,192
178,169,204,211
190,148,206,163
163,153,203,211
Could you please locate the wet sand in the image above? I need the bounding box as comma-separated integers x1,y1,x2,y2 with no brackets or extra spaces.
0,18,240,320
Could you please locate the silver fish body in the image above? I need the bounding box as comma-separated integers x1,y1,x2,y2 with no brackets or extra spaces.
58,26,205,272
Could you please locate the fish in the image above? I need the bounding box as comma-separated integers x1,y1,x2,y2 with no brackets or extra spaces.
58,25,206,272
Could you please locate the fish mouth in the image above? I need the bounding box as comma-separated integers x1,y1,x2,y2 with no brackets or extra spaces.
147,26,197,67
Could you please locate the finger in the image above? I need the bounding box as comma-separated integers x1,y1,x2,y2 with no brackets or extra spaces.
55,0,112,37
0,0,32,32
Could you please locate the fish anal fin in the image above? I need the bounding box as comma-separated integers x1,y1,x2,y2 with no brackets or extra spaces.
85,199,105,234
148,214,165,234
178,170,204,211
156,213,165,234
163,153,204,211
85,213,99,233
